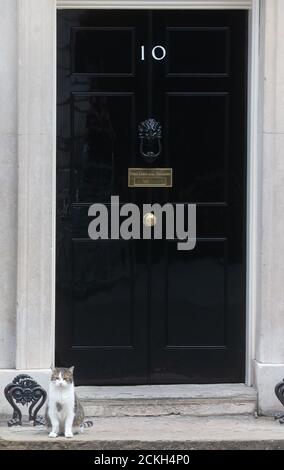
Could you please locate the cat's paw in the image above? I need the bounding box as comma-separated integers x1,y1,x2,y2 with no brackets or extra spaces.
49,432,58,438
64,431,73,438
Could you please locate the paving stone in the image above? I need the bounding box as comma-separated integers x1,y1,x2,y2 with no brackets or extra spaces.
0,415,284,450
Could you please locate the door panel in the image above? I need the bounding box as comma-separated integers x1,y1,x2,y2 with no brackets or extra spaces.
72,27,135,75
72,93,135,203
166,92,228,203
56,9,247,384
165,241,226,348
166,27,229,76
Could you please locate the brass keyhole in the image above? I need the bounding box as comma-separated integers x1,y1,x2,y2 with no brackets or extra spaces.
143,212,157,227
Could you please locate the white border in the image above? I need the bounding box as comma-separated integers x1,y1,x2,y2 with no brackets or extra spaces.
17,0,57,369
52,3,58,369
246,0,260,385
57,1,252,9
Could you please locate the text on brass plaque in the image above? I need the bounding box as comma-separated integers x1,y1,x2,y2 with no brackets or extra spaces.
128,168,172,188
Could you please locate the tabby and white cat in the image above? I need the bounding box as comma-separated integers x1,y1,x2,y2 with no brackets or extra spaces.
45,367,92,438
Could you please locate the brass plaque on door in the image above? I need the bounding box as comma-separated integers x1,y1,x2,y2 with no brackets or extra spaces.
128,168,172,188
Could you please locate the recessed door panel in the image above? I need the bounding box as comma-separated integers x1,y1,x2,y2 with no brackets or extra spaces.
165,240,227,348
166,27,229,76
71,240,135,348
72,27,135,75
166,93,228,203
72,93,135,203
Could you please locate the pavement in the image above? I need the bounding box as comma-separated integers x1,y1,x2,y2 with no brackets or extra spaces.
0,415,284,450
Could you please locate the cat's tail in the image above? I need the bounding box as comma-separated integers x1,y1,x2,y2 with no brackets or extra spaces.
82,420,93,428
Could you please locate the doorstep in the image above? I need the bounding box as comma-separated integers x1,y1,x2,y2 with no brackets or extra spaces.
76,384,257,417
0,415,284,450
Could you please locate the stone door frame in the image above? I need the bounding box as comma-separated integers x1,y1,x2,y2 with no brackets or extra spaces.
16,0,260,388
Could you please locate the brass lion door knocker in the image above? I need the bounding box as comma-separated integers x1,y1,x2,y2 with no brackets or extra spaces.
139,118,162,163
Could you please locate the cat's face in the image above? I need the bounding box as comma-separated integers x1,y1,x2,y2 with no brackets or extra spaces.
51,367,74,388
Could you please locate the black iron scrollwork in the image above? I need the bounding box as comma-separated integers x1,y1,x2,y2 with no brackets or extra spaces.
274,378,284,423
4,374,47,427
139,118,162,163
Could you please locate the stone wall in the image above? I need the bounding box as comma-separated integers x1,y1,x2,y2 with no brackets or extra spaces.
0,0,18,368
254,0,284,415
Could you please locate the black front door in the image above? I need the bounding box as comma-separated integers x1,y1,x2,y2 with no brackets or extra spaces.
56,10,247,384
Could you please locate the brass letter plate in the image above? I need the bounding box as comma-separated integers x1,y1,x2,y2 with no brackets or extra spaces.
128,168,172,188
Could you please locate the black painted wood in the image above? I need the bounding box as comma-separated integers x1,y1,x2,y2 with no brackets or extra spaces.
56,10,247,384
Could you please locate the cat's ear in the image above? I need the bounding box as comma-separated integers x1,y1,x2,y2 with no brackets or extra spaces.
69,366,75,374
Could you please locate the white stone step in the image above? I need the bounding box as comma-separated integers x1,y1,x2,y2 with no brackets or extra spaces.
76,384,257,418
1,415,282,450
